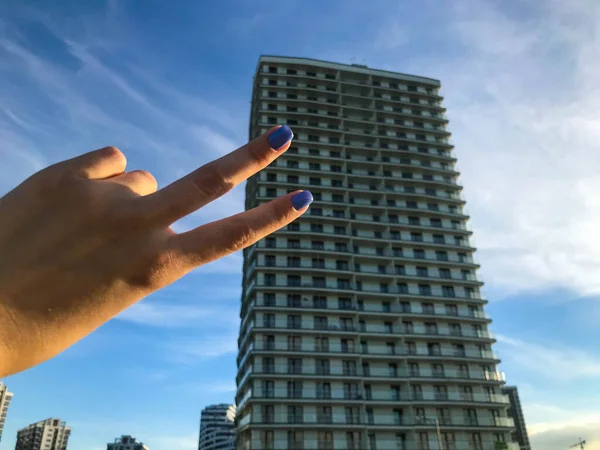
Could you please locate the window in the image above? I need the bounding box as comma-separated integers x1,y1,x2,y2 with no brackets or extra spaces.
425,322,438,334
439,268,451,279
419,284,431,296
288,335,301,351
317,407,332,425
288,431,304,450
414,249,425,259
342,360,357,375
433,234,445,244
314,316,328,330
287,405,303,423
334,226,346,235
317,382,331,399
316,359,330,375
288,222,300,231
445,304,458,316
265,273,276,286
310,223,323,233
428,343,441,356
262,405,275,423
430,218,442,227
288,256,300,267
436,251,448,261
263,292,276,306
287,380,303,398
417,266,428,277
312,240,324,250
287,275,301,287
261,430,274,450
442,286,455,297
397,283,408,294
366,408,374,424
287,174,299,183
287,294,301,307
287,357,302,374
287,314,301,328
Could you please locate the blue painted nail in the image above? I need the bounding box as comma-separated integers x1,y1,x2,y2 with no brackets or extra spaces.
291,190,313,211
268,125,294,150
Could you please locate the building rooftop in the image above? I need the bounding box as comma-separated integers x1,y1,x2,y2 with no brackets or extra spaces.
255,55,441,86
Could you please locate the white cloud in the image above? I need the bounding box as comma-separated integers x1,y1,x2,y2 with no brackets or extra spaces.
497,334,600,380
339,0,600,298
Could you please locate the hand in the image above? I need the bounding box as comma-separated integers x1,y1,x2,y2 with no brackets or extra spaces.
0,125,311,377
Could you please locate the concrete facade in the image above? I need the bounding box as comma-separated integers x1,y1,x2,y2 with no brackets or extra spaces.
237,55,516,450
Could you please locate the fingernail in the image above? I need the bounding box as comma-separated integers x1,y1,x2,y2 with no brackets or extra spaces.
291,190,313,211
268,125,294,150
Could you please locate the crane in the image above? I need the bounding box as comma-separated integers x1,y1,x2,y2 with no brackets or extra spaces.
568,438,586,449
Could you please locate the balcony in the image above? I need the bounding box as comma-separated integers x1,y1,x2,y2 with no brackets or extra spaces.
248,243,478,268
249,281,485,302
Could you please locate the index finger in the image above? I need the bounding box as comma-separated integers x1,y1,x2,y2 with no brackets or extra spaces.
138,125,293,224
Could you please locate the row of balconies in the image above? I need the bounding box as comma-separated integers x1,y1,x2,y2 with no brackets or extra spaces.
260,69,442,98
260,109,449,136
258,179,460,200
258,228,474,252
283,148,458,174
238,414,514,429
258,82,444,110
241,389,508,406
262,164,457,189
250,262,479,285
274,152,457,176
246,281,483,300
246,298,489,320
238,364,504,385
249,242,476,265
238,439,518,450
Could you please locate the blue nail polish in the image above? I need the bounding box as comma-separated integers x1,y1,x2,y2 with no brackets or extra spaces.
291,190,313,211
268,125,294,150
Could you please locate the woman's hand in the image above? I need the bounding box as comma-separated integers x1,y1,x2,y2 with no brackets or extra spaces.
0,125,311,377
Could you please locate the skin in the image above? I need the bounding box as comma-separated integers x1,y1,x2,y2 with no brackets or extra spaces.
0,126,304,377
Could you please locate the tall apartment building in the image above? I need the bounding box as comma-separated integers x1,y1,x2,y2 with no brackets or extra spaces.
198,404,236,450
107,435,150,450
502,386,530,450
0,382,13,442
236,56,516,450
15,418,71,450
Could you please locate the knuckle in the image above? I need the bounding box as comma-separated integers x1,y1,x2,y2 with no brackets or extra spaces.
227,218,258,253
246,141,272,167
193,163,234,199
127,249,179,290
101,146,126,162
131,169,158,187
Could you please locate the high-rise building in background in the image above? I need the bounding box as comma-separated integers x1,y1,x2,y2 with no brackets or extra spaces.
15,418,71,450
502,386,530,450
236,55,517,450
198,404,236,450
0,382,13,443
107,435,150,450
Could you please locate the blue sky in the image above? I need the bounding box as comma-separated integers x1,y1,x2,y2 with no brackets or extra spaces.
2,0,600,449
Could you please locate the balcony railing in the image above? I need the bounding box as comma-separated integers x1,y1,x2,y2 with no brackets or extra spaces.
238,364,506,383
243,334,499,360
238,414,514,428
250,243,477,266
247,389,509,405
249,298,491,321
251,281,484,300
254,262,480,283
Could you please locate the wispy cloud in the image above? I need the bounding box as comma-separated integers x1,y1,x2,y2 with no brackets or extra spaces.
116,301,239,328
329,0,600,297
497,334,600,380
